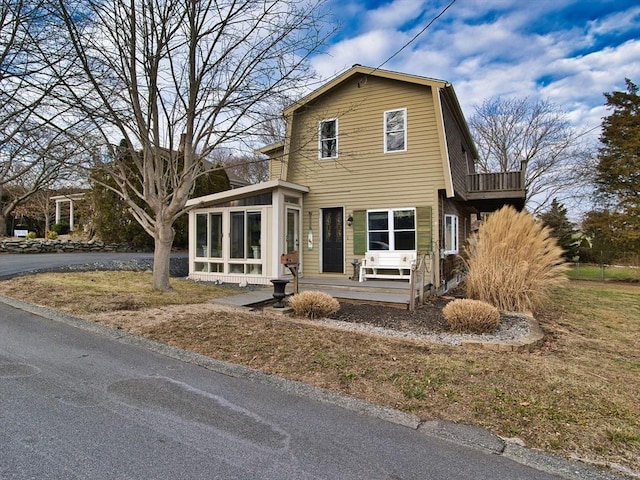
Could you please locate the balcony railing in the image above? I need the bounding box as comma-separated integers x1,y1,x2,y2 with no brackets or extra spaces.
468,170,524,193
467,160,527,198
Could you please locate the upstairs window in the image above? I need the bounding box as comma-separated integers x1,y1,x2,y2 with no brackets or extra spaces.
384,108,407,153
319,119,338,159
444,214,459,254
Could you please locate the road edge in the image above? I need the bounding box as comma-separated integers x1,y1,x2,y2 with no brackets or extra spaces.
0,294,635,480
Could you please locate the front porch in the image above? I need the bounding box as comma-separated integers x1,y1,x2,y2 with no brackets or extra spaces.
213,275,435,310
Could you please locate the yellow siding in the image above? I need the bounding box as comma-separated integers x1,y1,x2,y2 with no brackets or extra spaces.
286,76,445,277
269,157,280,180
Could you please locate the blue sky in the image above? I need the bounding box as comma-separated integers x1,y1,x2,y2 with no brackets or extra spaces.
311,0,640,144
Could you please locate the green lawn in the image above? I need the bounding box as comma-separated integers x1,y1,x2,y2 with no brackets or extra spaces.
568,264,640,282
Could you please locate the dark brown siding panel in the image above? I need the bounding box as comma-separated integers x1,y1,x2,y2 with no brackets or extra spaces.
416,206,432,254
440,93,473,198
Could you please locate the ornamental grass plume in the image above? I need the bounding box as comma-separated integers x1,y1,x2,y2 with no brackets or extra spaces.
464,205,568,313
442,299,500,334
287,290,340,319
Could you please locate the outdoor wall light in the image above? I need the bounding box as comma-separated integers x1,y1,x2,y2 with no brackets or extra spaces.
347,215,353,227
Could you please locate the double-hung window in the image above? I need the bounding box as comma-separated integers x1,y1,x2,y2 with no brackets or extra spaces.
367,209,415,251
384,108,407,153
444,214,459,254
319,119,338,159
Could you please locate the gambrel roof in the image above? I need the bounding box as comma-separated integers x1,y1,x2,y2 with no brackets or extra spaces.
278,64,480,198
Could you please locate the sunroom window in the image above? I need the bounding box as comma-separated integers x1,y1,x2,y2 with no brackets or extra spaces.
230,211,262,259
367,209,415,251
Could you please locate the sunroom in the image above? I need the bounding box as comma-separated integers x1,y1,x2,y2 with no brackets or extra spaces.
185,180,308,285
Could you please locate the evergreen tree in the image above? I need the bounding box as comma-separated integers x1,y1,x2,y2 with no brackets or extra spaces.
539,198,577,260
587,79,640,259
173,164,230,247
89,141,230,249
596,79,640,210
88,141,154,248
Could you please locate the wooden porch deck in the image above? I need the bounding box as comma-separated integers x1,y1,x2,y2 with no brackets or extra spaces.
295,275,426,309
213,276,433,310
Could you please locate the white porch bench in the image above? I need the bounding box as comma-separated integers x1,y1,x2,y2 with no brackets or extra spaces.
359,251,416,282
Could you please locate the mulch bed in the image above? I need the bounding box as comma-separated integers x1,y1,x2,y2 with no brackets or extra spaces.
329,296,453,336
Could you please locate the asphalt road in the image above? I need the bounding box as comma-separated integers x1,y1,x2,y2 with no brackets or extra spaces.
0,253,631,479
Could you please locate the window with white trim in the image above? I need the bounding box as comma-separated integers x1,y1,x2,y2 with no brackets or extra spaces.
367,209,415,251
384,108,407,152
319,119,338,159
444,214,459,254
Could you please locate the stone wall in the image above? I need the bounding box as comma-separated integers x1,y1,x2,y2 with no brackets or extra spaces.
0,239,142,254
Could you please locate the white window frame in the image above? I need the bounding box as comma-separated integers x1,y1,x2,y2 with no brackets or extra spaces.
383,108,407,153
319,118,338,159
367,208,416,252
444,214,459,255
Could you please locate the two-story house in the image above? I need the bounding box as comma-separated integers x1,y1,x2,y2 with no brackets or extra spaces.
185,65,525,291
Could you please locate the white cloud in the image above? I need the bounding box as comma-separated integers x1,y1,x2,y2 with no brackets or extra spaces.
312,0,640,144
311,29,411,78
364,0,429,30
586,6,640,37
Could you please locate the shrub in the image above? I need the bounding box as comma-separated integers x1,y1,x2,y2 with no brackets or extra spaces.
51,222,70,235
26,231,36,239
464,206,567,313
442,299,500,334
287,291,340,319
47,230,58,240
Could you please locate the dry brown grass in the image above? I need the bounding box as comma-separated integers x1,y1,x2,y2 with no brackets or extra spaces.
0,271,238,314
465,206,568,313
287,290,340,319
442,299,500,333
0,272,638,474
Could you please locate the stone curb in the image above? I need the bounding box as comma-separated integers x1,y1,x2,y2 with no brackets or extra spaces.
418,419,505,454
461,315,545,352
419,420,635,480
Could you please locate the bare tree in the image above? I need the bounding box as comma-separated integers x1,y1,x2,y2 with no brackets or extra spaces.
469,97,592,214
51,0,330,290
0,121,89,234
219,152,270,185
0,0,51,132
0,0,74,234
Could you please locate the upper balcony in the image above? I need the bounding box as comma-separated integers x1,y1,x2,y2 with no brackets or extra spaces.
466,161,527,210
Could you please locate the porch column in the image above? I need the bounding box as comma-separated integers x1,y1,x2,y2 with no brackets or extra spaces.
69,200,74,231
55,200,62,224
272,191,285,278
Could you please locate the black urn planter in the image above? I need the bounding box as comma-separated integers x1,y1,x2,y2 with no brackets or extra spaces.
270,279,289,308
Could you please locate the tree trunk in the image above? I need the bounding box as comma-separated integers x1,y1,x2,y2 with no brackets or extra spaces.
152,222,175,291
0,185,6,236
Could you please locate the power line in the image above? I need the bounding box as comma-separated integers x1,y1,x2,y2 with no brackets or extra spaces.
372,0,457,75
287,1,457,112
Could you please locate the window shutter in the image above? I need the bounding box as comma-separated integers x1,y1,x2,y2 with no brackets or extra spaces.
353,210,367,255
416,206,432,254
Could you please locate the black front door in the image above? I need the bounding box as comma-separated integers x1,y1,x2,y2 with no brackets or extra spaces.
322,207,344,273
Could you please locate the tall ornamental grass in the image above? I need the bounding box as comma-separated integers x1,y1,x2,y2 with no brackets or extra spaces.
464,206,567,313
